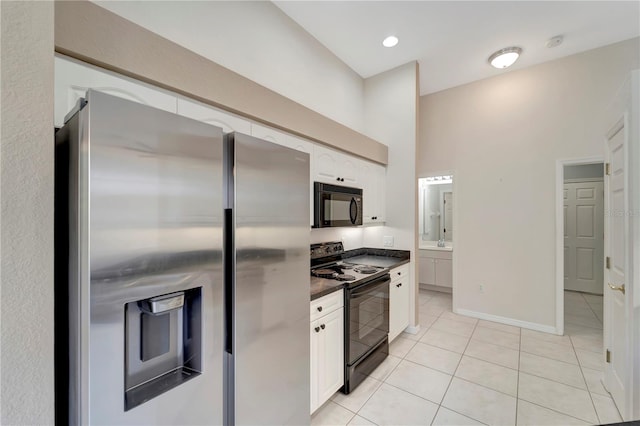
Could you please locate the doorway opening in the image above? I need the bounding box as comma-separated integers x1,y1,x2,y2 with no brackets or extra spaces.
556,158,604,335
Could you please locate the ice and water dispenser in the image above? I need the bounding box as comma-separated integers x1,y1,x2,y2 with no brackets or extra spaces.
124,287,203,410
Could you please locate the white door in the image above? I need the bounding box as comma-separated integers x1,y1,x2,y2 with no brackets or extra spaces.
443,192,453,241
564,181,604,294
604,116,629,419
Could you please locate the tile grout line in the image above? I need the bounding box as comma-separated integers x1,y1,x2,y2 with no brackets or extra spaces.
425,295,458,426
569,303,602,425
432,315,484,426
349,295,449,426
519,398,603,425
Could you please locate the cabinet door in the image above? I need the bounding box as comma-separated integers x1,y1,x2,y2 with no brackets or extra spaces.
389,278,410,342
435,259,453,288
338,155,359,186
360,161,378,224
310,321,319,413
55,56,177,127
252,124,314,226
361,161,386,224
375,164,387,223
419,256,436,285
176,98,251,134
316,308,344,407
313,144,340,184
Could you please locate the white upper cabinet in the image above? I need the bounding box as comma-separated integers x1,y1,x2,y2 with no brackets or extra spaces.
313,144,359,187
251,124,313,155
176,98,251,134
360,161,386,224
54,56,177,127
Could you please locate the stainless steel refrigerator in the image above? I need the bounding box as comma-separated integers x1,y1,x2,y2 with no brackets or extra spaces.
55,90,310,425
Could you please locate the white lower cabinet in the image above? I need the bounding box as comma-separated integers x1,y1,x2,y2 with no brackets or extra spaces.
388,264,410,342
310,291,344,414
419,250,453,288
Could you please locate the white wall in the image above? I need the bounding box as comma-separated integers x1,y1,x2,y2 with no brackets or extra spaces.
310,228,364,251
0,1,55,423
93,0,366,133
418,37,640,329
362,62,419,326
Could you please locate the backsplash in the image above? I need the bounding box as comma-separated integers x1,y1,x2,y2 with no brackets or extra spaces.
310,227,364,251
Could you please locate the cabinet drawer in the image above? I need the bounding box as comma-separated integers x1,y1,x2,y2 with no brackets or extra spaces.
390,264,409,282
310,290,343,322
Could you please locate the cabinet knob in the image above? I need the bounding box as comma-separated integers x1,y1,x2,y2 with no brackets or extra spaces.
397,272,401,275
314,326,320,333
317,306,323,312
396,283,402,288
336,177,340,181
320,324,326,330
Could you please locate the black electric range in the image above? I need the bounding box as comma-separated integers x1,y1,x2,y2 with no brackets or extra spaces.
311,242,390,394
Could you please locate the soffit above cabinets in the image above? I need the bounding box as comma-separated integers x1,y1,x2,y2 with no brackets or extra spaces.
55,1,388,165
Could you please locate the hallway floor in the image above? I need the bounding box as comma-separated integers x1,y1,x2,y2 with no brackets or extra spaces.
311,289,620,425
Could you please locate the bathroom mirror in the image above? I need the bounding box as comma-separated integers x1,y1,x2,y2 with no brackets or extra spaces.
418,175,453,242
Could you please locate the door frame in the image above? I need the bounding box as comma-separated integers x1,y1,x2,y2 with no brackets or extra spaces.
554,156,604,335
416,170,457,308
602,70,640,420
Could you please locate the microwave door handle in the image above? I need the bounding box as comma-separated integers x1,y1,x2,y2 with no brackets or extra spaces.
350,197,358,224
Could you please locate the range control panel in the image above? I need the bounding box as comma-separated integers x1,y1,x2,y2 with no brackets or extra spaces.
310,241,344,260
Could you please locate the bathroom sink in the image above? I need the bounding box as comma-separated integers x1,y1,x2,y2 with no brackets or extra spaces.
419,241,453,251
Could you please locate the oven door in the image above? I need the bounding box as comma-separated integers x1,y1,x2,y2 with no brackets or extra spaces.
346,275,390,365
314,183,362,228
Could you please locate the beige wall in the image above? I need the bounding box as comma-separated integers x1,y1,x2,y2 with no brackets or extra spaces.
418,37,640,329
93,0,366,133
0,1,55,423
55,1,387,164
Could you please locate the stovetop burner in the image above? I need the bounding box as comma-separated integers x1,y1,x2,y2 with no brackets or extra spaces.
353,266,378,274
311,242,389,287
335,274,356,281
312,268,337,278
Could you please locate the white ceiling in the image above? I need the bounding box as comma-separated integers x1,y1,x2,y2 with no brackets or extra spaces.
274,1,640,95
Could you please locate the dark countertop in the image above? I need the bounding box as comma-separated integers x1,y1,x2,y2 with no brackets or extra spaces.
310,247,410,300
310,276,346,301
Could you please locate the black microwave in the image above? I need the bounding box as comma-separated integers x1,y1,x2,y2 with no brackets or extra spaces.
313,182,363,228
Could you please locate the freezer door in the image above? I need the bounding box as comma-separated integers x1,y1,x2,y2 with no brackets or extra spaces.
229,133,311,425
59,90,224,425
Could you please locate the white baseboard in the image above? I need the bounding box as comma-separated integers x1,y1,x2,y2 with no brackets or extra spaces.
419,283,452,294
404,324,421,335
455,308,560,335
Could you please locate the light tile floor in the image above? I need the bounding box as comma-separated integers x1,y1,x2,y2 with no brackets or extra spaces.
311,289,621,426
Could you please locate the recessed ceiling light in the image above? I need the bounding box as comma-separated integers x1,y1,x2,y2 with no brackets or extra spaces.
488,46,522,69
382,36,399,48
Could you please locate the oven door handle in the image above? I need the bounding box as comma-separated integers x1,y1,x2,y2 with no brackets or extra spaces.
349,276,390,298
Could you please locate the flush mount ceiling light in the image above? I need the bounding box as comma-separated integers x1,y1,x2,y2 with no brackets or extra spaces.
382,36,399,48
488,46,522,69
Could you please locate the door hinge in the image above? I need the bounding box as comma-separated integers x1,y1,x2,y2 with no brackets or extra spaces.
606,256,611,269
606,349,611,363
605,163,611,175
